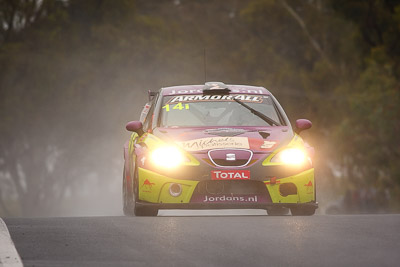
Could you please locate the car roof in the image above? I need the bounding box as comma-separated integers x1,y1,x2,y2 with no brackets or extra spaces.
160,84,272,96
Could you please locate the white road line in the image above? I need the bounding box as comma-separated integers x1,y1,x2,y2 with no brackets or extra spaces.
0,218,23,267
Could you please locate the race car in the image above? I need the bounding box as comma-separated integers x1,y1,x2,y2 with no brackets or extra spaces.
123,82,317,216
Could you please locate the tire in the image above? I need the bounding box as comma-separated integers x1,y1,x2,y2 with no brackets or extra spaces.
134,205,158,216
123,166,135,216
290,206,316,216
266,207,290,216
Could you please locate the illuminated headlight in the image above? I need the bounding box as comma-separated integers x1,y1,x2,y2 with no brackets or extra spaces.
150,146,185,168
271,148,307,165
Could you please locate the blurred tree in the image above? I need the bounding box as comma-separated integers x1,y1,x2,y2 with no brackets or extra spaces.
0,0,144,216
331,0,400,208
240,0,400,210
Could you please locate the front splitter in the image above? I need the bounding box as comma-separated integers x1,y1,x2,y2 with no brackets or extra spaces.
135,201,318,210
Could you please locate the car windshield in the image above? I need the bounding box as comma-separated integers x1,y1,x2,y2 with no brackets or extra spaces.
160,94,281,127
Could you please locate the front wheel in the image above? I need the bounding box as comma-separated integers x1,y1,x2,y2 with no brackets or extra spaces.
266,207,290,216
134,205,158,216
123,167,135,216
290,206,316,216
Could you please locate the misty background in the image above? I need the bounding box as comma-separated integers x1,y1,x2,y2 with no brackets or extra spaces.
0,0,399,217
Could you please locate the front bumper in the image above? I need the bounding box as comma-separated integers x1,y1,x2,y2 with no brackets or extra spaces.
135,201,318,210
137,167,316,208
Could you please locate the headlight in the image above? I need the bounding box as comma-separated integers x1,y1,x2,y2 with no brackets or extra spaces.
150,146,185,168
271,148,307,165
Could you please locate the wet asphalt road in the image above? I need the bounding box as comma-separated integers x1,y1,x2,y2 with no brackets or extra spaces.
4,213,400,267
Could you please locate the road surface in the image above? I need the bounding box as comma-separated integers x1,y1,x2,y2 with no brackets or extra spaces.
3,212,400,266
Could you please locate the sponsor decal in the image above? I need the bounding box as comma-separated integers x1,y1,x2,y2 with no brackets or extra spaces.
211,170,250,180
190,194,270,203
247,138,278,151
264,177,280,185
304,181,312,187
304,180,313,194
178,137,250,151
167,89,203,95
140,104,150,118
260,140,276,149
168,94,263,104
167,89,266,95
142,179,155,193
204,194,257,202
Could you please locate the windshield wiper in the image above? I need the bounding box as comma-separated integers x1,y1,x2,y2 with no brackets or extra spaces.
233,98,281,126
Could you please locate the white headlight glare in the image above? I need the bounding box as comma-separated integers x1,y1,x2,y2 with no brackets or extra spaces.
272,148,306,165
150,146,185,168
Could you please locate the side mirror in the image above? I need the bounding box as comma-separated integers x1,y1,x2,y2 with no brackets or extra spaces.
126,121,144,136
295,119,312,134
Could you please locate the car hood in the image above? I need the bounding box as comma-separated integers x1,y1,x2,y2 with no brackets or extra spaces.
153,126,294,153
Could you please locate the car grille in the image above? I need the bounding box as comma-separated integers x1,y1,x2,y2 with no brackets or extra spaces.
212,159,249,166
208,149,253,167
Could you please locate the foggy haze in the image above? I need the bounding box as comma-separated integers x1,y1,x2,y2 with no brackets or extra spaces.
0,0,399,217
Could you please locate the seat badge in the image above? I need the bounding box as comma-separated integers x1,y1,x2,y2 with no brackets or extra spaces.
226,153,236,161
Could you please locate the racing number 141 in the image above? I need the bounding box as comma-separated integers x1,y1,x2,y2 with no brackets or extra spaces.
162,103,189,112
